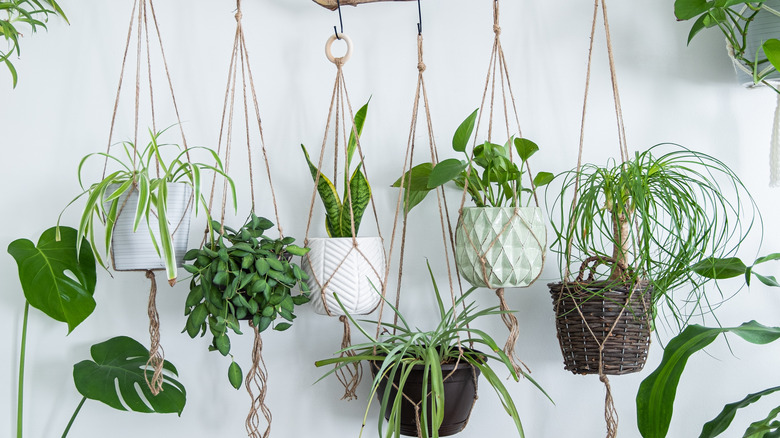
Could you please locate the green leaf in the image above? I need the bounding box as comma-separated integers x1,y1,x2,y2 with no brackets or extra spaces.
285,244,309,257
754,273,780,288
452,109,479,153
674,0,710,20
691,257,747,280
228,360,243,390
700,386,780,437
8,226,97,333
428,159,468,189
763,39,780,73
215,334,230,356
336,166,371,238
301,144,342,237
274,322,292,331
514,138,539,162
533,171,555,188
754,253,780,265
392,163,434,191
73,336,186,415
347,100,370,169
686,13,710,44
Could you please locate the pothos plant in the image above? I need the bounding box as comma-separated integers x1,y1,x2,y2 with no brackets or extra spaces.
183,213,311,388
393,109,554,213
675,0,780,90
1,0,68,87
301,101,370,237
59,127,235,285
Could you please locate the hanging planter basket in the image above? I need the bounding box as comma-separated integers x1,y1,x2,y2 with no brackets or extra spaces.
302,236,385,316
108,182,193,272
371,357,481,437
548,259,652,375
455,206,546,289
733,0,780,87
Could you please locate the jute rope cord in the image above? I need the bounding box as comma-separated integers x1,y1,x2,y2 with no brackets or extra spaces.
101,0,194,395
203,1,282,434
302,32,387,400
557,1,647,436
454,0,542,376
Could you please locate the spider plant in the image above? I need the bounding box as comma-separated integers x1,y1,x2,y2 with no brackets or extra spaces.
549,143,758,330
315,262,550,438
59,126,236,285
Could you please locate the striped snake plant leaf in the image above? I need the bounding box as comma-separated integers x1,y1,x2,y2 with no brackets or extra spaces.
301,144,343,237
346,100,370,185
336,164,370,238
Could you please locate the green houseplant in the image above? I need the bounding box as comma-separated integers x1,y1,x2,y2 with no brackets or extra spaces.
674,0,780,89
315,262,550,438
59,127,234,285
548,144,757,375
300,101,385,316
183,213,311,388
393,109,553,289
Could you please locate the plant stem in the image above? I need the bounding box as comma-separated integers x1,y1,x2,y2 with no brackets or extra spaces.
60,397,87,438
17,301,29,438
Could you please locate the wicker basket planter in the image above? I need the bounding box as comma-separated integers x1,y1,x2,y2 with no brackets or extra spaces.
302,236,385,316
108,182,193,272
455,206,546,289
548,279,652,375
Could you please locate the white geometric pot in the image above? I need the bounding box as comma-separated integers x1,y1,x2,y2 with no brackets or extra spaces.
733,0,780,87
108,182,193,272
455,207,546,289
302,237,385,316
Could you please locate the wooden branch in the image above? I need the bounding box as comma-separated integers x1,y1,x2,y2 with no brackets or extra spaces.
313,0,417,11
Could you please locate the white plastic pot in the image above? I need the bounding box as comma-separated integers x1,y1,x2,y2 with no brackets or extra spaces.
733,0,780,87
108,182,193,272
455,207,546,289
302,237,385,316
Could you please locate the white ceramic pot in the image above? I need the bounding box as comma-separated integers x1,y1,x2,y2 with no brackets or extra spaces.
108,182,193,272
733,0,780,87
302,237,385,316
455,207,546,289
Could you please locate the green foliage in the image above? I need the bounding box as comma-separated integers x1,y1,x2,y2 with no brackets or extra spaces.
674,0,780,90
183,213,310,387
60,127,235,283
73,336,186,416
550,144,757,330
636,321,780,438
393,109,551,213
692,252,780,287
302,101,371,237
7,226,96,333
315,262,551,438
1,0,67,87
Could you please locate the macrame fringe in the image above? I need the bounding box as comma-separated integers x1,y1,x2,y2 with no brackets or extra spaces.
246,323,271,438
495,289,528,376
771,92,780,187
144,270,165,395
600,373,619,438
336,315,362,400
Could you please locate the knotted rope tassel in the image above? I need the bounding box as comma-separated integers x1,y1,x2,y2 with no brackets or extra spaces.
335,315,362,400
495,289,528,376
144,270,165,395
600,372,619,438
246,322,271,438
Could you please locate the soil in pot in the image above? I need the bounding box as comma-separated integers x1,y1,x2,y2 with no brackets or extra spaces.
370,354,481,437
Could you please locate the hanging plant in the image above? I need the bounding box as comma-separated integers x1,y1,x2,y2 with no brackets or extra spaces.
59,127,234,285
183,214,310,388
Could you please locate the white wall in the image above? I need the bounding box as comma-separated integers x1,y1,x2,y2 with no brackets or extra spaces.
2,1,780,437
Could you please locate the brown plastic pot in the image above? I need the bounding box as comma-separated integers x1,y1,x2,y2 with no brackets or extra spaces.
371,355,481,437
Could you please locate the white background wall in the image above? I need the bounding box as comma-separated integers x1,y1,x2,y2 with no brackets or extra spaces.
2,1,780,437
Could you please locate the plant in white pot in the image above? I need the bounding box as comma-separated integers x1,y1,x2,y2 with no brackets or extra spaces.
393,109,553,289
300,102,384,316
60,127,233,286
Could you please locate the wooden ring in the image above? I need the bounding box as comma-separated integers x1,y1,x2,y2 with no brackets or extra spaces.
325,33,353,65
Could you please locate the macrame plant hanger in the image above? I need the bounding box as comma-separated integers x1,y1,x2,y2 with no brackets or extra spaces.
455,0,542,375
102,0,193,396
302,7,387,400
560,0,639,436
203,1,281,437
376,2,477,435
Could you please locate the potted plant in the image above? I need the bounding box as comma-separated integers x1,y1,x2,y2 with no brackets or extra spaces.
300,101,385,316
674,0,780,89
182,213,311,388
315,262,550,438
59,127,233,285
393,109,553,289
548,144,756,375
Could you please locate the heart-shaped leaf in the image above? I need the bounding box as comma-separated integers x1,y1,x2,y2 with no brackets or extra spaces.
8,226,97,333
73,336,186,415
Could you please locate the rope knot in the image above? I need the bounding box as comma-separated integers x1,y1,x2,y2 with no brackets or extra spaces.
493,24,501,35
235,11,242,22
417,62,426,72
335,58,344,67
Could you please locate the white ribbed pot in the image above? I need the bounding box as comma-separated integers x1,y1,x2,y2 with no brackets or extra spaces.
455,207,546,289
108,182,193,272
302,237,385,316
733,0,780,87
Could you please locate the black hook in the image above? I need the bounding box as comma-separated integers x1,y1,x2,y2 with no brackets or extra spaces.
417,0,422,35
334,0,344,39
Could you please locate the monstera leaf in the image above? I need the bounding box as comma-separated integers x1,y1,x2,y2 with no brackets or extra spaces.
8,226,97,332
73,336,186,415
